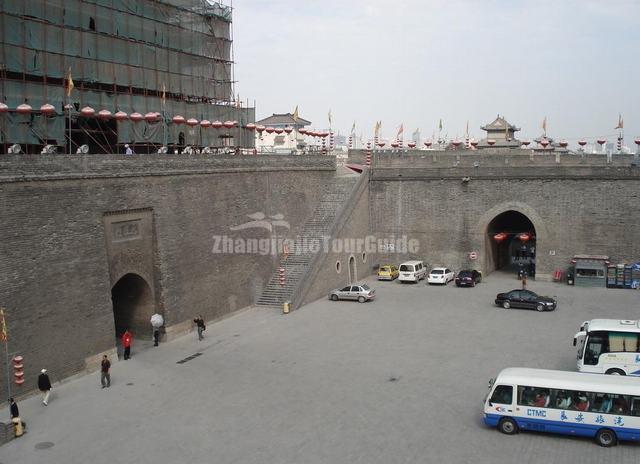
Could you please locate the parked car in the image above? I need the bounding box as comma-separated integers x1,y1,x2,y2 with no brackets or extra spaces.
329,284,375,303
377,265,399,281
455,269,482,287
494,289,557,311
427,267,455,285
398,260,427,283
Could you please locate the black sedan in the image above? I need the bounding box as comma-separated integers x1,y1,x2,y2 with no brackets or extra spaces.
494,289,556,311
455,269,482,287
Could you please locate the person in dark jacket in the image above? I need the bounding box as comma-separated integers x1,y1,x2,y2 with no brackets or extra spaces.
193,315,206,341
9,397,19,419
100,355,111,388
38,369,52,406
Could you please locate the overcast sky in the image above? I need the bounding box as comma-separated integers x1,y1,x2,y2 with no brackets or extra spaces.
232,0,639,146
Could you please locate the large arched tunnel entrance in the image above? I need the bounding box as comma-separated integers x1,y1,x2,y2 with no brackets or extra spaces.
111,273,154,339
487,211,536,277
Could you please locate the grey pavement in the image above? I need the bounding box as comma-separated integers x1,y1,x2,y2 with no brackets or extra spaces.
1,272,640,464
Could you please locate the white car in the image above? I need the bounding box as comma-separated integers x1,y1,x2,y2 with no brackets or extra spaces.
427,267,455,285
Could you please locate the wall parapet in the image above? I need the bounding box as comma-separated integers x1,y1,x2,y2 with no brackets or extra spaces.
0,154,336,183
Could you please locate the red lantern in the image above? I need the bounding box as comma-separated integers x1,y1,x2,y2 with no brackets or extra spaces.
284,126,293,134
186,118,199,126
274,128,284,134
518,233,531,242
377,142,386,148
81,106,96,117
211,120,223,129
245,123,256,130
16,103,32,114
521,140,531,146
493,232,507,243
172,115,186,125
265,127,275,134
391,142,399,148
596,138,606,145
470,140,479,147
635,138,640,146
407,142,416,148
13,356,24,386
559,140,568,148
144,112,160,122
424,140,432,147
452,140,462,147
298,128,307,135
200,119,212,128
540,139,549,148
256,125,265,133
578,140,587,146
0,102,8,113
97,109,112,120
40,103,56,115
223,120,235,129
130,112,144,122
487,139,496,146
114,111,128,121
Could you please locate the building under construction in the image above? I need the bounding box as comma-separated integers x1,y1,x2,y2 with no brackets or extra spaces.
0,0,255,154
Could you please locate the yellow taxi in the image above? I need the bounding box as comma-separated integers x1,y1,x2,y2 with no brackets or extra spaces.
377,265,399,281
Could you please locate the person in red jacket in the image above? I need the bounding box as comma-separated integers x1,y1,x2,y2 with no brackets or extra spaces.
122,330,132,360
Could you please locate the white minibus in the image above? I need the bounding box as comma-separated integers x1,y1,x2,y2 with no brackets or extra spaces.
398,260,426,283
484,368,640,446
573,319,640,376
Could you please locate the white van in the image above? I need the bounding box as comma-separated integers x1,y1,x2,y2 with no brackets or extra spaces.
398,260,427,283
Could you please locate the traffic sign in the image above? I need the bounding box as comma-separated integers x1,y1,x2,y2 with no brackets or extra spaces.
469,251,478,260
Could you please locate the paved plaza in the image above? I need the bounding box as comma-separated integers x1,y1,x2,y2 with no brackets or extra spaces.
1,273,640,464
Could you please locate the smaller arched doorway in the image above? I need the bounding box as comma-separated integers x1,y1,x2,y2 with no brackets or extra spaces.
348,256,357,284
487,211,536,276
111,273,154,338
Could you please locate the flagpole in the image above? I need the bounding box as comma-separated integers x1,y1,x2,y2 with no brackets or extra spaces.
1,309,10,403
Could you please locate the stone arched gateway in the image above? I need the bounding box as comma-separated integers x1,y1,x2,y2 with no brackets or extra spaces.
111,273,155,337
475,202,548,280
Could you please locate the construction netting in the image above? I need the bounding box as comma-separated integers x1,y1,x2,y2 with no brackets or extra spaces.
0,0,255,152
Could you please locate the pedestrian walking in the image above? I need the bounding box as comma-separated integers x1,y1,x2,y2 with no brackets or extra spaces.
101,355,111,388
153,328,160,347
122,329,132,360
522,273,528,290
38,369,52,406
193,315,206,341
125,144,134,155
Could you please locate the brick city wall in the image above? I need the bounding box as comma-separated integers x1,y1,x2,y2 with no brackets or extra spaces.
369,153,640,280
0,154,335,399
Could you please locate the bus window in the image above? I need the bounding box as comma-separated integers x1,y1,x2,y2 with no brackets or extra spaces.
584,333,607,366
553,389,572,409
490,385,513,405
518,386,549,407
608,332,640,352
612,396,630,415
631,397,640,417
590,394,613,414
572,391,590,411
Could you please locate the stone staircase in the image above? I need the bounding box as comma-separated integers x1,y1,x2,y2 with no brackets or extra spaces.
256,176,358,307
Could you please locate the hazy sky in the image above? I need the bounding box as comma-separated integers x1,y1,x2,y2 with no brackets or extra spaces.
233,0,639,146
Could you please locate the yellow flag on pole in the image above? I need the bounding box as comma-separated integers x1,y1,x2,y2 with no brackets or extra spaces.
66,67,74,98
328,109,332,125
292,105,299,122
0,308,7,342
542,116,547,134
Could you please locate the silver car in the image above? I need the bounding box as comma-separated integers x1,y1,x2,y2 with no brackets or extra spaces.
329,284,375,303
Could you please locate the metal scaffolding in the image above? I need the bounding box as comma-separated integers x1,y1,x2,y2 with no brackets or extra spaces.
0,0,255,154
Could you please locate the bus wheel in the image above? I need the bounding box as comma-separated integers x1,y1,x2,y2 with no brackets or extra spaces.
595,429,617,447
605,368,625,376
498,417,518,435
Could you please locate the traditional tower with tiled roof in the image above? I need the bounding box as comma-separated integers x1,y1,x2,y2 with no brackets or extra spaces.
478,115,521,149
255,113,311,129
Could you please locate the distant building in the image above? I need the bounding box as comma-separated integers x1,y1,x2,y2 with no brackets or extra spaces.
254,112,311,152
477,115,521,149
